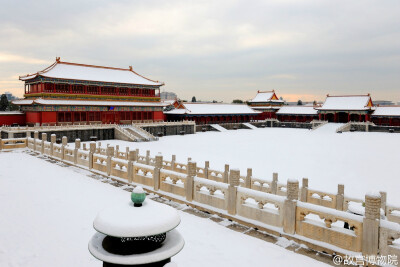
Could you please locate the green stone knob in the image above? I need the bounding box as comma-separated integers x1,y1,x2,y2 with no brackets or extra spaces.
131,186,146,207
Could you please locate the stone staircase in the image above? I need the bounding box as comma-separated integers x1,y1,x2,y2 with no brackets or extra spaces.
123,125,158,141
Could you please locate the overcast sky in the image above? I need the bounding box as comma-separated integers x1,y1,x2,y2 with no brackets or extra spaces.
0,0,399,103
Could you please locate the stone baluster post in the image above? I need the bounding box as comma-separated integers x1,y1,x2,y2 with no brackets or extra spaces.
115,145,119,158
245,168,252,188
153,153,163,191
82,143,87,151
227,169,240,215
336,184,344,211
204,161,209,179
41,133,47,154
380,191,387,215
271,173,278,194
171,155,176,171
146,150,150,165
50,134,56,156
127,150,137,183
125,147,129,160
74,139,80,164
283,179,299,234
300,178,308,202
135,148,139,160
89,142,96,170
362,193,381,257
33,131,39,151
75,138,81,149
186,161,197,202
106,146,113,176
223,164,230,183
61,136,67,160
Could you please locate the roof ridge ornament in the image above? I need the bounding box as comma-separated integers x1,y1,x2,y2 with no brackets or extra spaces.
56,57,60,62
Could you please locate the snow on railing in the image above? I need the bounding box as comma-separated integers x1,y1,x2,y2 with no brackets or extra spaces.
4,136,400,259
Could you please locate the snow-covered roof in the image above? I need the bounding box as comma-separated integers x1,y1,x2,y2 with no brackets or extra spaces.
12,99,166,107
372,106,400,117
276,106,318,115
165,103,260,115
162,100,177,106
0,111,24,115
12,99,34,105
250,91,283,103
19,59,163,86
318,95,373,111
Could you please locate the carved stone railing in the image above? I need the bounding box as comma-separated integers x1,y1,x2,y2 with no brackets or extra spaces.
93,154,108,173
111,158,129,180
379,220,400,260
0,137,27,150
4,136,400,259
296,202,363,252
194,177,229,211
133,163,155,187
237,187,285,228
160,169,186,197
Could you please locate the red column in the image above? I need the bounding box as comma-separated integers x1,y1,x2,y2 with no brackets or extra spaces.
69,84,72,94
334,113,337,122
348,113,351,122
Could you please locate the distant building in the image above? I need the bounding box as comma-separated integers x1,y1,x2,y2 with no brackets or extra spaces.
374,100,394,106
4,92,16,101
248,90,284,119
160,92,177,100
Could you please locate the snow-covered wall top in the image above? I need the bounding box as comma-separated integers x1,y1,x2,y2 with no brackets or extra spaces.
19,60,163,86
276,106,318,115
165,103,261,115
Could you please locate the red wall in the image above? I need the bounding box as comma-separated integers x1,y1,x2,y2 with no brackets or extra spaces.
26,112,41,125
0,114,26,126
41,112,57,124
154,111,164,121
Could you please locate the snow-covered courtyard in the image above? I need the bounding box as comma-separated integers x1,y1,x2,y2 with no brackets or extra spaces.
0,150,327,267
97,125,400,205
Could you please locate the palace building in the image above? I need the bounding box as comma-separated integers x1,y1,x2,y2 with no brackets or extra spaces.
248,90,284,119
13,58,165,126
316,94,374,123
371,106,400,126
164,102,260,124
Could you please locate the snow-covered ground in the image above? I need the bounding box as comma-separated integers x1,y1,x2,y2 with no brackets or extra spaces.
93,126,400,205
0,151,326,267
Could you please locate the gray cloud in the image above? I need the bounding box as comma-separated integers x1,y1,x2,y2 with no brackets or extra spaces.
0,0,399,102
